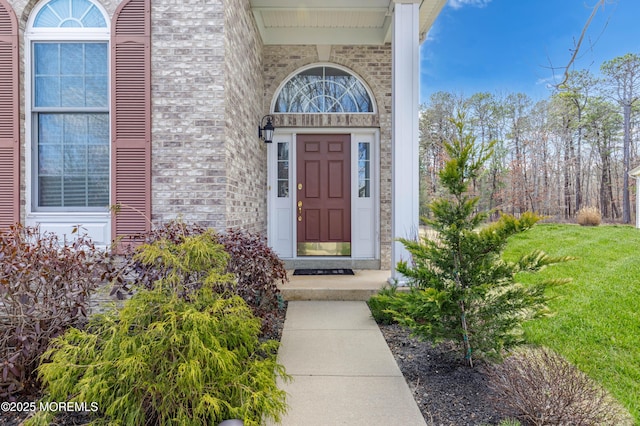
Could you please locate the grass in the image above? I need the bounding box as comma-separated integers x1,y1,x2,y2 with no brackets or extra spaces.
503,223,640,423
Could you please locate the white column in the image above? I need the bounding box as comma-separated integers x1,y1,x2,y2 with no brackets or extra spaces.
636,177,640,229
390,0,420,284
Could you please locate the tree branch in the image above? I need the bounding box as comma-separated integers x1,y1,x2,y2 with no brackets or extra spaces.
555,0,611,89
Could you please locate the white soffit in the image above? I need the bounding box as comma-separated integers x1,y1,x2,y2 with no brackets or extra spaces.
250,0,447,45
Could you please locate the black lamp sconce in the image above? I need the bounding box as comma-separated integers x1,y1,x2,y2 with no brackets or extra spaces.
258,115,275,143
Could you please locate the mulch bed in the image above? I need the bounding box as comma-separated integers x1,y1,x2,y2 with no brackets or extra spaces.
379,323,505,426
3,305,513,426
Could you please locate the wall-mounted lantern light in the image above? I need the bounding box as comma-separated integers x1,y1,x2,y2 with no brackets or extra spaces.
258,115,275,143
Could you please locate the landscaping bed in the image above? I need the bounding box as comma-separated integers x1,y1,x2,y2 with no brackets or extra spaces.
380,323,502,426
1,222,289,426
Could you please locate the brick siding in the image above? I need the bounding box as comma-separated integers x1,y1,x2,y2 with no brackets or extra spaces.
7,0,391,267
263,44,393,268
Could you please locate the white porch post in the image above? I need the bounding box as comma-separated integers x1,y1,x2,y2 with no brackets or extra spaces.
390,0,420,284
636,176,640,229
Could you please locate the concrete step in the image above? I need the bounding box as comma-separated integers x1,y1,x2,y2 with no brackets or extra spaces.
280,270,391,301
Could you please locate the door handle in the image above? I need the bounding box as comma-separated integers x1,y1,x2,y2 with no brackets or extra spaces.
297,201,303,215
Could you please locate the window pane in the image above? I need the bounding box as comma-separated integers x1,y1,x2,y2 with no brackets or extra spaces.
277,181,289,198
86,76,108,107
60,44,84,75
82,7,107,27
88,176,109,206
88,115,109,143
35,77,60,107
85,43,107,74
277,142,288,161
48,0,70,23
39,114,63,144
39,145,62,175
277,161,288,180
277,142,289,198
60,76,85,106
359,181,370,198
71,0,90,20
275,66,373,113
34,43,59,75
64,115,88,144
34,8,60,27
63,176,87,206
35,42,108,108
39,176,62,206
358,142,371,198
37,113,108,208
64,144,87,174
359,143,370,160
88,145,109,174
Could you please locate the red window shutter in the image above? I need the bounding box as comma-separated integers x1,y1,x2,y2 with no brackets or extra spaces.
0,0,19,230
111,0,151,245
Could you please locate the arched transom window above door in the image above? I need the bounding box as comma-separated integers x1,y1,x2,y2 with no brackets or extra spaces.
274,65,375,114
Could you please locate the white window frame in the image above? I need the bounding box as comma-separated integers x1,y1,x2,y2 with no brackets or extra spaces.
24,0,112,245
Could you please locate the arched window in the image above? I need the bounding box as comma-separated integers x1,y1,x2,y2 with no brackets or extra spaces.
27,0,109,210
274,65,374,113
33,0,107,28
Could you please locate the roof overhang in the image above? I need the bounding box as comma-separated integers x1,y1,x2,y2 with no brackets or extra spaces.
250,0,447,45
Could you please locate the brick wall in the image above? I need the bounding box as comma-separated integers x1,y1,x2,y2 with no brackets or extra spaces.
263,44,393,268
151,0,227,228
8,0,392,267
223,0,266,233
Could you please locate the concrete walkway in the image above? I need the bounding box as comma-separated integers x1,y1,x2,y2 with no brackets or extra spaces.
270,301,426,426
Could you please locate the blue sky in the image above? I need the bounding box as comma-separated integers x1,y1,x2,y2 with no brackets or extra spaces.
420,0,640,103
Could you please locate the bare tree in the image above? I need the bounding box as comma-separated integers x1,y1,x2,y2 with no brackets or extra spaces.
601,53,640,223
556,70,598,212
583,97,622,218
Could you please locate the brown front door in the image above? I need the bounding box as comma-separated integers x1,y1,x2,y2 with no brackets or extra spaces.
296,134,351,256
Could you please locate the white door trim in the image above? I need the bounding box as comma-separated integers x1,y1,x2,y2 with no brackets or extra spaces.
267,128,379,261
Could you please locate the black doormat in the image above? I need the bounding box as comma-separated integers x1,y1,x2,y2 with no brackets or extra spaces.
293,268,355,276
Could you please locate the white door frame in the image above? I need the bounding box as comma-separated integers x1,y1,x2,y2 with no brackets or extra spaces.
267,128,380,261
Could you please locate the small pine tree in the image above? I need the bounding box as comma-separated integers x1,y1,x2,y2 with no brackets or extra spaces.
393,116,570,367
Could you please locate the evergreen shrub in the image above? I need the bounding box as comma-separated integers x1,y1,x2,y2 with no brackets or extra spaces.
387,117,570,366
367,286,407,325
31,233,289,426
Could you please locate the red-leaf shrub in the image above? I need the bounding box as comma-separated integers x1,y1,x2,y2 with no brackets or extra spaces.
0,225,109,398
217,229,287,336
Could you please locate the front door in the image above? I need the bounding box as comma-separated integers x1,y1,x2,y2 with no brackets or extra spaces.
296,134,351,256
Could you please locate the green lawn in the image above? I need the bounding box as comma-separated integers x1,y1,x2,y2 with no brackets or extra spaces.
503,223,640,422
